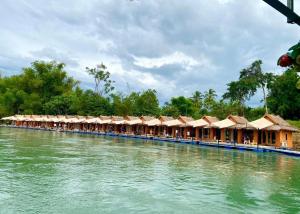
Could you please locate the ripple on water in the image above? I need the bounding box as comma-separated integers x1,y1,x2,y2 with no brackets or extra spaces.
0,127,300,213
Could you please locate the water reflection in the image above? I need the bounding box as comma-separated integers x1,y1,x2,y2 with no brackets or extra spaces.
0,127,299,213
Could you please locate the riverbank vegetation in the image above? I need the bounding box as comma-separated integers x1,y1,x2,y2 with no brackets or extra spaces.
0,60,299,121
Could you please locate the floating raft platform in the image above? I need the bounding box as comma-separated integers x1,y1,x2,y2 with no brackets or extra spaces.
3,125,300,157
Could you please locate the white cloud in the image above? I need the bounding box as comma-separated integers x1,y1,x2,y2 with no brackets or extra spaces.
0,0,299,105
132,51,199,69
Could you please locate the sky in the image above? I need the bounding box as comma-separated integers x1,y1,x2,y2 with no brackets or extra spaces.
0,0,299,106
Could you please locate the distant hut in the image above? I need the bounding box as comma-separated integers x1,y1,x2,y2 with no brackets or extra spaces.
140,116,161,136
176,116,195,139
110,116,125,133
85,117,102,132
188,116,219,141
158,116,176,137
99,116,112,132
124,116,143,135
212,115,254,144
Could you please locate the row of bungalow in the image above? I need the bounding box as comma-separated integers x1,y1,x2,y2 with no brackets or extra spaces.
1,114,298,148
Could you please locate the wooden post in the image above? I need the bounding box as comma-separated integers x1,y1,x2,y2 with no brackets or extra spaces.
237,129,243,144
195,128,199,140
253,130,258,144
183,127,186,139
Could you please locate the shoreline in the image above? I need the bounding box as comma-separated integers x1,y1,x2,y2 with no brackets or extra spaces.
2,125,300,158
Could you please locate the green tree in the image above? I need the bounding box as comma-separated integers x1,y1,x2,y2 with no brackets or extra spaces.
136,89,160,116
77,90,112,116
268,68,300,119
191,90,203,118
21,61,77,102
163,96,194,116
86,63,115,96
44,95,74,115
161,103,180,118
239,60,274,113
203,89,217,113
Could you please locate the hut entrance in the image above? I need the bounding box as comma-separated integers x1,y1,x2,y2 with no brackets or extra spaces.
216,129,221,141
233,129,238,143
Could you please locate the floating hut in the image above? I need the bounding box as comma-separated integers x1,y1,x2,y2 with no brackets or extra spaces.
250,114,298,148
140,116,161,136
124,116,143,135
212,115,254,144
1,114,298,148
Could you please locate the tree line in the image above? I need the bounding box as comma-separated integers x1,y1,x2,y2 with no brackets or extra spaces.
0,60,299,120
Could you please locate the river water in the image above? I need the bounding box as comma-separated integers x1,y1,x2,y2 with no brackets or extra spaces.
0,127,299,214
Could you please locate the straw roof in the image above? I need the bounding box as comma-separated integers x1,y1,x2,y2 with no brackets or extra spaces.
226,115,254,129
99,119,111,124
125,119,142,125
96,116,111,124
159,116,174,122
202,116,219,124
65,118,75,123
162,119,183,127
228,115,248,124
212,118,236,129
248,114,297,131
125,116,142,125
249,118,273,130
75,116,87,123
100,116,111,120
187,119,209,127
1,115,17,120
14,115,27,121
111,116,124,121
140,116,156,121
3,114,297,132
178,116,194,127
111,116,125,124
264,114,297,131
85,117,102,124
125,116,140,120
143,118,161,126
179,116,194,123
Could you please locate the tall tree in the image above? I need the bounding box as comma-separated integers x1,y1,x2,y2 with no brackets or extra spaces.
86,63,115,96
268,68,300,119
191,90,203,118
203,89,217,113
239,60,274,113
0,60,77,116
136,89,160,116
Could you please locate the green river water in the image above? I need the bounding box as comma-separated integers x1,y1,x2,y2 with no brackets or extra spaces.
0,127,300,214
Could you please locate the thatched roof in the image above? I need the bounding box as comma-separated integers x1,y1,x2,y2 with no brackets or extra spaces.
212,115,254,129
212,118,236,129
179,116,194,123
111,116,125,124
140,116,156,121
162,119,183,127
124,116,142,125
159,116,174,122
202,116,219,124
143,118,161,126
187,119,209,127
249,118,273,130
100,116,111,120
228,115,248,124
263,114,298,131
